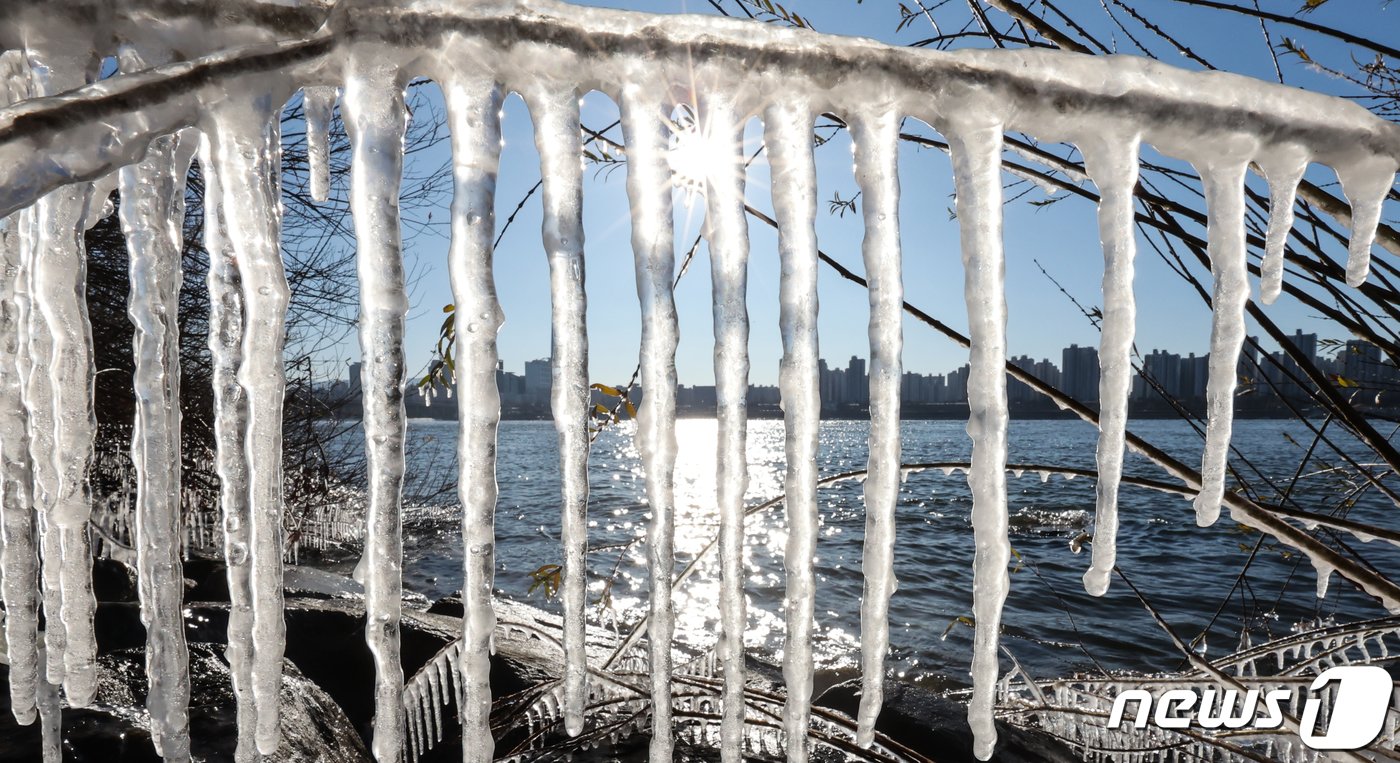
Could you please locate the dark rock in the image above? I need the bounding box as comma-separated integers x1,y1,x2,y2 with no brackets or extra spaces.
91,558,139,603
814,679,1078,763
181,556,231,603
94,601,229,656
0,644,370,762
426,592,463,618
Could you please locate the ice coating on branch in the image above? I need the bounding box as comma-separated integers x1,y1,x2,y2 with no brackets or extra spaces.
1256,149,1307,306
766,99,819,763
206,89,293,756
0,2,1396,760
701,93,751,762
304,85,338,203
198,131,259,761
523,85,590,737
1191,142,1255,528
852,108,902,749
948,115,1010,762
620,81,680,763
1082,135,1140,598
1336,156,1398,288
119,127,194,761
343,54,408,763
441,71,503,763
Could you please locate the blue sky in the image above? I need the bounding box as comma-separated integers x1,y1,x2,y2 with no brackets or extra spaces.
330,0,1398,388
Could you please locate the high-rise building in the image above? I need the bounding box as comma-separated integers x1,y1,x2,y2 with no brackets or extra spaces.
524,358,552,402
1136,349,1180,400
1062,344,1100,403
1342,340,1384,386
1283,329,1318,366
846,355,868,405
1180,353,1210,400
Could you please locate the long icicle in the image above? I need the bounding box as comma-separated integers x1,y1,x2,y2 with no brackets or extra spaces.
343,57,409,763
0,52,39,727
27,54,99,705
1081,135,1140,598
207,90,291,756
0,208,38,724
442,72,503,763
1257,148,1307,306
948,117,1010,762
765,99,819,763
119,127,194,762
852,108,902,749
1192,152,1253,528
525,85,590,736
702,93,750,763
198,132,259,762
620,82,680,763
24,210,63,690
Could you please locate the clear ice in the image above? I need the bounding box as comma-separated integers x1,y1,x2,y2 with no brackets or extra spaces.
0,3,1395,763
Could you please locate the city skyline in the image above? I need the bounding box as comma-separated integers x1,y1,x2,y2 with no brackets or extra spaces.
336,327,1396,416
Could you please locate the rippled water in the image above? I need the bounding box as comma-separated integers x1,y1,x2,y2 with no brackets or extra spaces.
332,417,1399,689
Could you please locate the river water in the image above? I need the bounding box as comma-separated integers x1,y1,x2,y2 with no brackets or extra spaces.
332,416,1399,690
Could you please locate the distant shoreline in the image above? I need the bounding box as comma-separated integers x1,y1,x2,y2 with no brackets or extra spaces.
351,403,1394,423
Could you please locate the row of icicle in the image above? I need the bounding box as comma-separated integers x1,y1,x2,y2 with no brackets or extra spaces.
0,3,1398,763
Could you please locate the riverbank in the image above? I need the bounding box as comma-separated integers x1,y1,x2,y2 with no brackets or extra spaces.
0,557,1075,762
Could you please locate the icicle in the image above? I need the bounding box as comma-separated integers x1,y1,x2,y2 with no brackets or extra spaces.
1192,148,1254,528
441,71,504,763
427,667,441,743
119,125,194,762
523,84,591,737
698,93,751,763
1314,560,1334,599
850,107,902,748
619,81,681,763
206,89,292,756
1335,157,1398,288
405,684,420,762
304,86,338,203
0,53,40,722
0,214,38,724
198,131,258,762
1256,149,1307,305
36,640,59,763
947,115,1010,762
1081,135,1140,598
24,52,103,707
344,56,409,763
766,99,820,763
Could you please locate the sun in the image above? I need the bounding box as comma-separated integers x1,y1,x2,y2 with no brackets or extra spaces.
665,105,735,196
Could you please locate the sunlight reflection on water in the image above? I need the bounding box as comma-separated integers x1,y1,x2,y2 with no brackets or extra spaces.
332,417,1399,689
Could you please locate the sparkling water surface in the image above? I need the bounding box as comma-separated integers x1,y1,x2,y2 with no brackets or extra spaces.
331,417,1399,690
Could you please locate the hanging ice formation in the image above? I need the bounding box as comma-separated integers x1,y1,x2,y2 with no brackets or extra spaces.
0,1,1396,762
